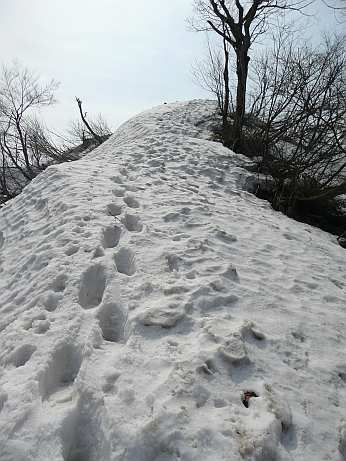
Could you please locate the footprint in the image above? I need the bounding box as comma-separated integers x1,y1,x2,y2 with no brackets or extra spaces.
119,167,128,177
222,264,239,281
102,225,121,249
0,231,4,249
165,254,182,272
62,394,111,461
254,446,279,461
112,187,125,197
97,302,129,342
50,273,68,292
78,264,106,309
283,232,298,241
72,227,83,234
336,365,346,383
339,422,346,460
114,247,136,276
102,370,121,393
32,319,50,334
34,198,48,211
43,291,62,312
7,344,36,368
40,344,82,400
218,334,250,367
107,203,122,217
65,245,79,256
123,194,140,209
215,229,237,244
110,175,124,184
138,307,185,329
23,312,47,330
197,294,238,311
92,246,105,259
0,392,7,413
123,212,143,232
163,212,181,223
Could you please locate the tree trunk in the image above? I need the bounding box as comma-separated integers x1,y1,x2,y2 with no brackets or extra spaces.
232,47,249,150
15,120,34,178
222,36,230,132
76,98,103,145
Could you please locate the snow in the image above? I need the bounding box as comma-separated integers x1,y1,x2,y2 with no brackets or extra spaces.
0,99,345,461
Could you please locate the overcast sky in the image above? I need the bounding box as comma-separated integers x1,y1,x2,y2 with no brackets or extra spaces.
0,1,343,133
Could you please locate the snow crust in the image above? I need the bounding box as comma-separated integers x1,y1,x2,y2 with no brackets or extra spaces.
0,100,345,461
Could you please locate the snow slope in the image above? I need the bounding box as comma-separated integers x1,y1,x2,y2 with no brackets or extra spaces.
0,100,345,461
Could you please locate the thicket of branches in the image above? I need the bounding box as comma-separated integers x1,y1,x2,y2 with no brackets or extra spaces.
192,0,312,149
0,64,57,202
246,35,346,235
192,1,346,238
0,63,111,205
249,36,345,205
69,99,111,147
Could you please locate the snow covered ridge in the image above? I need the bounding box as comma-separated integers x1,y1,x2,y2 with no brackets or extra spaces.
0,100,345,461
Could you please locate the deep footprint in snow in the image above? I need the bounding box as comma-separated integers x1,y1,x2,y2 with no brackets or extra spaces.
138,307,185,329
114,247,136,276
97,302,129,342
119,167,128,177
43,291,63,312
32,319,50,334
40,344,82,400
218,334,250,368
78,264,106,309
50,273,68,292
214,229,238,244
112,187,125,197
123,194,140,209
339,423,346,460
107,203,122,217
0,392,7,413
0,231,4,249
23,312,47,330
6,344,36,368
122,212,143,232
102,225,121,249
62,396,111,461
110,175,125,184
197,294,239,311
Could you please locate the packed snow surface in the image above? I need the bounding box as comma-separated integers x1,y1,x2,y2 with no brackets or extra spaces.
0,100,345,461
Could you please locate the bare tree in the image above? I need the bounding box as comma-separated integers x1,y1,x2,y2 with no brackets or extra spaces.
0,64,112,205
75,97,111,145
26,118,81,165
248,34,346,215
0,63,60,202
68,119,89,146
192,0,311,149
192,35,234,129
0,63,58,176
